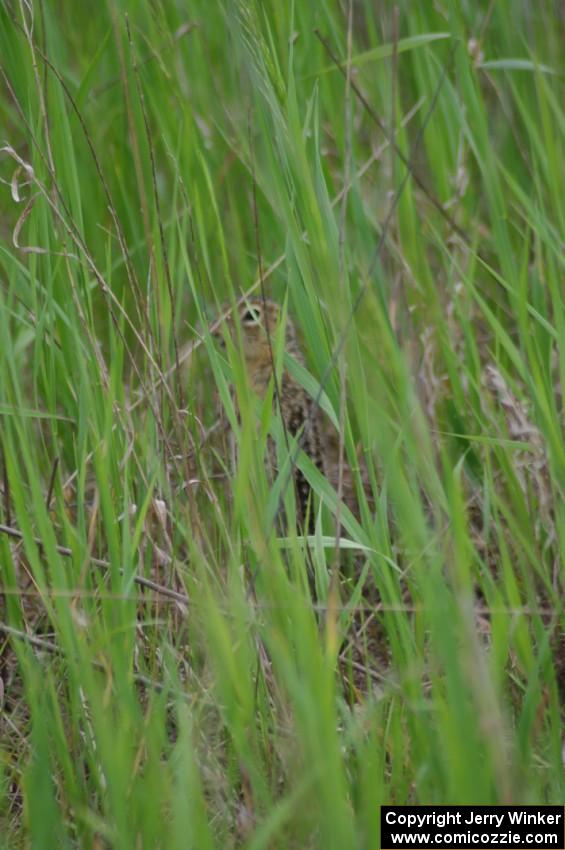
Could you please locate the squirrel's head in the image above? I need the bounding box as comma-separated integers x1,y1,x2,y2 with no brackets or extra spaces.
214,298,302,394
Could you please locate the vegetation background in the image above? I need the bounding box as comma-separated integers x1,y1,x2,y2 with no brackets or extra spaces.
0,0,563,847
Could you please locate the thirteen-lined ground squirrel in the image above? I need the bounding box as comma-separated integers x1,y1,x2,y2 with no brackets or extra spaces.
214,297,360,529
214,297,390,696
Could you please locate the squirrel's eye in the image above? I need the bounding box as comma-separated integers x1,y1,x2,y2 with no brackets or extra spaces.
241,307,261,325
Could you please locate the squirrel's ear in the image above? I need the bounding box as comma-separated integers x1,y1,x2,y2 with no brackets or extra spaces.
240,305,262,326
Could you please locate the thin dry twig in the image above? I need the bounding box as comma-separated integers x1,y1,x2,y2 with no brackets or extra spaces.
0,521,188,605
314,29,467,245
0,622,181,696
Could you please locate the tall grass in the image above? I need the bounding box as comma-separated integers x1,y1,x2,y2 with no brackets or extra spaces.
0,0,563,846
